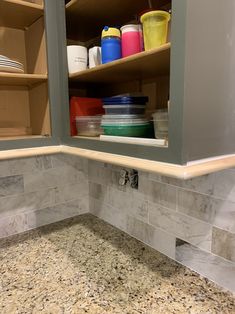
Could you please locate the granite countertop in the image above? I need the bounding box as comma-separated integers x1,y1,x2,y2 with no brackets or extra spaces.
0,214,234,314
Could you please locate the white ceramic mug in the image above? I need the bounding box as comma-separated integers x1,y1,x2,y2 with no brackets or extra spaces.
88,46,101,68
67,45,87,74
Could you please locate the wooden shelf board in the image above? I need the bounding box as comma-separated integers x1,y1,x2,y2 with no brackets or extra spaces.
69,43,171,83
0,135,48,141
0,0,44,29
0,73,47,86
66,0,171,41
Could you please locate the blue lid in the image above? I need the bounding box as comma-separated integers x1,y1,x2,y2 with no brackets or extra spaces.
102,96,148,105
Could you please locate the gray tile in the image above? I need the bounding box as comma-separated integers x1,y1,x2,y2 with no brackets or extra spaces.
149,201,212,251
139,177,177,210
0,175,24,197
178,189,235,232
105,163,129,172
148,172,164,183
90,197,126,231
126,216,176,259
55,181,89,204
176,243,235,293
212,227,235,262
40,155,53,170
89,182,110,204
129,190,148,223
108,187,131,209
8,157,44,175
159,169,235,203
138,170,149,179
88,162,111,186
150,173,216,196
0,188,55,218
88,159,105,169
24,166,86,192
171,174,215,195
0,213,28,238
213,169,235,202
0,160,12,177
27,198,88,230
51,154,88,173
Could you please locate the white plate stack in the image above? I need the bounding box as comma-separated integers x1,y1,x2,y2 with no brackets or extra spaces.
0,55,24,73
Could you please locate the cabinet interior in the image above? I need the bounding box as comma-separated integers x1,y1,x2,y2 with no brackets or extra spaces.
66,0,172,147
0,0,51,139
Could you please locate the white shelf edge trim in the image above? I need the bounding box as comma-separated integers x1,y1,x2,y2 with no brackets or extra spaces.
0,145,234,179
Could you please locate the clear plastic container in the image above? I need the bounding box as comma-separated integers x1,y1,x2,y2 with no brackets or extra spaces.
152,110,168,138
75,116,102,137
154,130,168,139
101,114,145,124
102,124,151,137
101,115,150,137
152,109,168,120
103,105,146,115
140,11,171,50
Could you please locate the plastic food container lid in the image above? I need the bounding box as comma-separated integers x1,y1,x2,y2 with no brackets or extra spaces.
101,115,149,125
76,116,102,121
120,24,141,33
102,121,150,126
140,10,171,23
102,26,121,38
102,96,148,105
102,114,144,119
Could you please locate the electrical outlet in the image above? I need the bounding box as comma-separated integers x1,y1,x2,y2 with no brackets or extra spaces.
118,169,138,189
129,169,138,189
119,169,128,186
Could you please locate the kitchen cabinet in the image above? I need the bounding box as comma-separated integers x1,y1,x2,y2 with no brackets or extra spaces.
0,0,235,168
62,0,235,164
0,0,61,150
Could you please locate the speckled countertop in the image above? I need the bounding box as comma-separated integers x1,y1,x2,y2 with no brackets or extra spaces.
0,214,234,314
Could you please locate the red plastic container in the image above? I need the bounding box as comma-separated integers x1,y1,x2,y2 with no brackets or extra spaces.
70,97,104,135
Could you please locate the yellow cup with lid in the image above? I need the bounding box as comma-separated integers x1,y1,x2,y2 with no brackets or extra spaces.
140,11,171,50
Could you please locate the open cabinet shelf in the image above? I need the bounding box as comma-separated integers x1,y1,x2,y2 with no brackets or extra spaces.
66,0,171,149
69,43,170,83
0,0,44,29
0,73,47,86
0,0,51,140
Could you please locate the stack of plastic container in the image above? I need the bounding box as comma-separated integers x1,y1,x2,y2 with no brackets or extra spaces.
70,97,104,137
101,95,151,137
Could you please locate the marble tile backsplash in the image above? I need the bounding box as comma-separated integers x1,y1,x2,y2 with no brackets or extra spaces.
1,154,235,292
0,154,89,238
88,160,235,293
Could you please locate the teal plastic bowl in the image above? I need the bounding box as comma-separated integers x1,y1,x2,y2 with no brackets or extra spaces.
102,123,151,137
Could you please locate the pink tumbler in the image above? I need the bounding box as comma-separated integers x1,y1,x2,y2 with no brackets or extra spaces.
121,24,143,57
